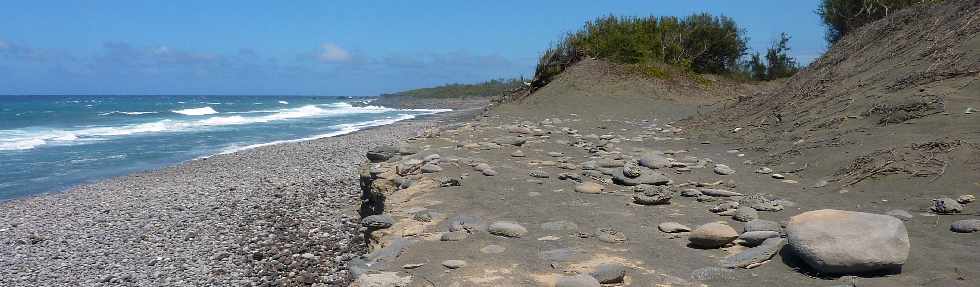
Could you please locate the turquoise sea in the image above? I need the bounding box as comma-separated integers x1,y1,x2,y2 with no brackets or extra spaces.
0,95,448,200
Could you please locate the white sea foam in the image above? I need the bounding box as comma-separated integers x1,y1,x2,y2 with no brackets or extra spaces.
0,103,449,151
99,111,159,116
278,100,289,105
172,106,218,116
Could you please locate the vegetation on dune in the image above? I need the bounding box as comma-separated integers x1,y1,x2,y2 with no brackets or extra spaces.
385,78,524,99
817,0,940,43
533,13,793,87
743,33,801,81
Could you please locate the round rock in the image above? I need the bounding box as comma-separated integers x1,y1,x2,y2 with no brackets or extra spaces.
689,222,738,248
590,263,627,284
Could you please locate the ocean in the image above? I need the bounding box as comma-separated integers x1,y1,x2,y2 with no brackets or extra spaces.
0,95,449,200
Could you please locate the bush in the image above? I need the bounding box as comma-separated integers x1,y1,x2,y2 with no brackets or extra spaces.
389,78,524,99
817,0,938,43
743,33,800,81
532,13,748,87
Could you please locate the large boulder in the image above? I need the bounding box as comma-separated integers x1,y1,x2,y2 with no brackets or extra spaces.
786,209,910,274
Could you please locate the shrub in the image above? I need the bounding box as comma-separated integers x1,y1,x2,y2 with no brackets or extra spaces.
743,32,800,81
389,78,524,99
817,0,939,43
532,13,748,87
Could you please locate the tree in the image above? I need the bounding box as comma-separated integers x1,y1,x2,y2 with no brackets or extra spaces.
765,33,799,79
816,0,934,44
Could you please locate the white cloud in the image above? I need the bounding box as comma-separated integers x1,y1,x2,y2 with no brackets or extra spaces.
317,43,352,63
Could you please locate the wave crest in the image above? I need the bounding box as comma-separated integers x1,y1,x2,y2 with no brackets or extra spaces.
172,107,218,116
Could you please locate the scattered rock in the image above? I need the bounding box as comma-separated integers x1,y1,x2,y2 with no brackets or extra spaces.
786,209,910,274
596,228,627,243
700,188,742,197
957,194,975,204
754,167,773,174
366,146,398,162
402,263,425,269
633,186,672,205
590,263,627,284
555,274,601,287
689,222,738,248
732,206,759,222
950,219,980,233
493,136,527,146
771,173,786,179
680,189,703,197
885,210,914,221
622,163,643,178
638,154,670,169
362,214,395,229
420,163,442,173
511,150,526,157
441,260,467,269
481,168,498,176
548,151,565,157
528,170,551,178
447,215,481,233
658,222,691,233
709,201,739,213
930,198,963,214
713,164,736,175
488,221,528,238
612,169,670,186
738,231,781,247
574,182,604,194
440,231,468,241
412,211,433,222
720,238,785,268
743,219,781,233
690,267,738,282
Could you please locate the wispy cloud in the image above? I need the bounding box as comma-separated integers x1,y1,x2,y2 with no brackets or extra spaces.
317,43,352,63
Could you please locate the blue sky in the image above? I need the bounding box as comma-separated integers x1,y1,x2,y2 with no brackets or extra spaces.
0,1,825,96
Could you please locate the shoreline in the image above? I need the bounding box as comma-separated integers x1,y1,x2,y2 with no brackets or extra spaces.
0,107,480,286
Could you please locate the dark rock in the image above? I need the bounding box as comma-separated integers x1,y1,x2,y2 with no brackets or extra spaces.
950,219,980,233
362,214,394,229
743,219,781,233
488,221,528,238
366,146,398,162
738,231,781,247
720,238,785,268
493,136,527,146
930,198,963,214
590,263,627,284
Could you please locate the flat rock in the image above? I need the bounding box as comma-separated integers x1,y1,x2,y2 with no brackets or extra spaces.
488,221,528,238
510,150,526,157
590,263,627,284
555,274,601,287
441,260,467,269
362,214,395,229
440,231,468,241
612,169,670,186
713,164,736,175
493,136,527,146
743,219,781,233
689,222,738,248
700,188,742,197
481,168,497,176
366,146,399,162
738,231,781,246
638,154,670,169
720,238,785,268
420,163,442,173
930,197,963,214
528,170,551,178
950,219,980,233
658,222,691,233
958,194,976,204
786,209,910,274
690,267,739,282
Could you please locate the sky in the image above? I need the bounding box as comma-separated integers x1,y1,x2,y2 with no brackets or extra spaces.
0,0,826,96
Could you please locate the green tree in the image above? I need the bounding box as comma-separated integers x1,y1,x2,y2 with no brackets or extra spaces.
817,0,936,43
764,33,799,80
